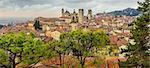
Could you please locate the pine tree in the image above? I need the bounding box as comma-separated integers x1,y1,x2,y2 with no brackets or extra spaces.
120,0,150,67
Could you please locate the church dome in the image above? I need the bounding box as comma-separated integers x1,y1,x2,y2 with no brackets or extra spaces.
65,11,70,15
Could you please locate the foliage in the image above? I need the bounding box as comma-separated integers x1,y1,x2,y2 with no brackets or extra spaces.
0,32,53,68
59,30,109,68
138,0,150,13
96,45,119,57
0,49,10,67
33,20,42,30
120,0,150,67
48,41,68,67
0,24,3,29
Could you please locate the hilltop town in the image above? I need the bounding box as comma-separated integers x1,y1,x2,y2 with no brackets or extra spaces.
0,0,149,67
0,9,136,56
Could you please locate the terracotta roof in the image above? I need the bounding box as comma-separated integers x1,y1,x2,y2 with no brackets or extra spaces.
59,16,71,19
110,35,129,46
35,17,59,22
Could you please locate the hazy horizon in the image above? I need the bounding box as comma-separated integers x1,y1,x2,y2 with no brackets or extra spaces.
0,0,144,18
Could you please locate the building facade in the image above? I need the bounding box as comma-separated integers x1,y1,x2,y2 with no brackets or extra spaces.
61,8,93,23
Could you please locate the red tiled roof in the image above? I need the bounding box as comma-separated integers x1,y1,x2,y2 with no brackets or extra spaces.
59,16,71,19
110,35,128,46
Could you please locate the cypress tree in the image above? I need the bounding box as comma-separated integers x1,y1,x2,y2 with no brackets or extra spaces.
33,20,42,30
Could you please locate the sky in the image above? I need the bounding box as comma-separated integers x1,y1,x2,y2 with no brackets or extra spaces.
0,0,144,18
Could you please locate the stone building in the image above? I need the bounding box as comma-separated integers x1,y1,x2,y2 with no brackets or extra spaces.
87,9,92,21
78,9,84,23
61,8,93,23
71,9,78,23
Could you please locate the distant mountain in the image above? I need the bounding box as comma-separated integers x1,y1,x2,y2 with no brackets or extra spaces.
108,8,141,16
0,17,34,25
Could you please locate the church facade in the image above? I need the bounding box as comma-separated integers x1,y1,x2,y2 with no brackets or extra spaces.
61,8,93,23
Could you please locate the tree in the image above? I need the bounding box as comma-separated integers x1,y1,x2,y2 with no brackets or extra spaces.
120,0,150,67
60,30,109,68
48,41,67,67
0,32,50,68
0,24,3,29
33,20,42,30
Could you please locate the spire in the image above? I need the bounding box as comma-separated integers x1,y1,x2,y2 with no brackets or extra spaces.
73,9,76,13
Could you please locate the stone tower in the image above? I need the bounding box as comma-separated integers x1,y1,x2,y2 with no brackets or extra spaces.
62,8,64,17
87,9,92,20
71,9,78,23
78,9,84,23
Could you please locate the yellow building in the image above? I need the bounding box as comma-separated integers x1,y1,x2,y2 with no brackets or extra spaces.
51,31,61,40
27,22,35,30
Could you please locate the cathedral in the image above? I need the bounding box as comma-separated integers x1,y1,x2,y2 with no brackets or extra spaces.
61,8,93,23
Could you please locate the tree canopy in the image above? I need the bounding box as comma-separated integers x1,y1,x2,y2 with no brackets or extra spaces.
0,32,53,68
33,20,42,30
58,30,109,67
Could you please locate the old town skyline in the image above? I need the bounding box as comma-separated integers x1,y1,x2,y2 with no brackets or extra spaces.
0,0,144,17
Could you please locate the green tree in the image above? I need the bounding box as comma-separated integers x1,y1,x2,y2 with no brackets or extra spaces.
61,30,109,68
47,32,75,67
120,0,150,67
0,32,51,68
33,20,42,30
0,24,3,29
48,41,67,67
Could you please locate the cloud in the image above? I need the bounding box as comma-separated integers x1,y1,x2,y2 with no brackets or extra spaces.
64,0,93,3
0,0,144,17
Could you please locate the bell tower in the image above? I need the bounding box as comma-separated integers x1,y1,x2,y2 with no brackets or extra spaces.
78,9,84,23
87,9,92,20
62,8,64,17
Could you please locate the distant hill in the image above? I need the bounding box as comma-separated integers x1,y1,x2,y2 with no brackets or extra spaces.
0,17,33,25
108,8,141,16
